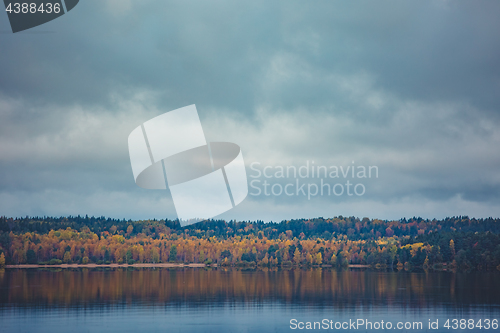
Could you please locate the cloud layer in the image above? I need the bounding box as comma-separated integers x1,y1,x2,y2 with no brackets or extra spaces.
0,0,499,221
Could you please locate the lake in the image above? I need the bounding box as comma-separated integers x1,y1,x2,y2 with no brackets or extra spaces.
0,268,499,332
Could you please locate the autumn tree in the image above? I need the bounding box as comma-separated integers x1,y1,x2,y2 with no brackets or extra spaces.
330,253,337,265
261,253,269,266
293,248,301,265
63,251,71,263
151,248,160,263
282,248,289,262
315,252,322,265
449,239,455,261
126,225,134,236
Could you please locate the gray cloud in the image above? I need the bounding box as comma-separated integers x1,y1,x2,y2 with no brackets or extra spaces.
0,0,499,220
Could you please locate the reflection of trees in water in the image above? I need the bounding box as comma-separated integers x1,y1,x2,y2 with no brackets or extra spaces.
0,269,498,308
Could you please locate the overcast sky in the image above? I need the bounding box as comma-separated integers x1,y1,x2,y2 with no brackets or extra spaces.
1,0,499,222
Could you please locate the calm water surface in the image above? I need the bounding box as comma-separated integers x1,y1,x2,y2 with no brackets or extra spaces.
0,268,499,332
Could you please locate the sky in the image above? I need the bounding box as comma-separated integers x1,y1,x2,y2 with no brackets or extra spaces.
0,0,499,222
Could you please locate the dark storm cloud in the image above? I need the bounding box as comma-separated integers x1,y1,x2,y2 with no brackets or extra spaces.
1,1,499,113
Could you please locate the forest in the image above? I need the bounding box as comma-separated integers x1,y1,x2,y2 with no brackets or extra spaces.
0,215,499,271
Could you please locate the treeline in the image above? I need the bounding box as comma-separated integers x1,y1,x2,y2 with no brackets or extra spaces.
0,215,499,271
2,215,500,239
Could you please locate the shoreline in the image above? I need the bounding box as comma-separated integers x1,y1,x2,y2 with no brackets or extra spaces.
4,263,371,269
5,263,207,269
347,264,370,268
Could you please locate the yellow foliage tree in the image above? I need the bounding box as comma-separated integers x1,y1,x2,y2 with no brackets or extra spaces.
315,252,322,265
449,239,455,259
282,248,289,261
261,253,269,266
63,251,71,263
294,248,301,265
330,254,337,265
